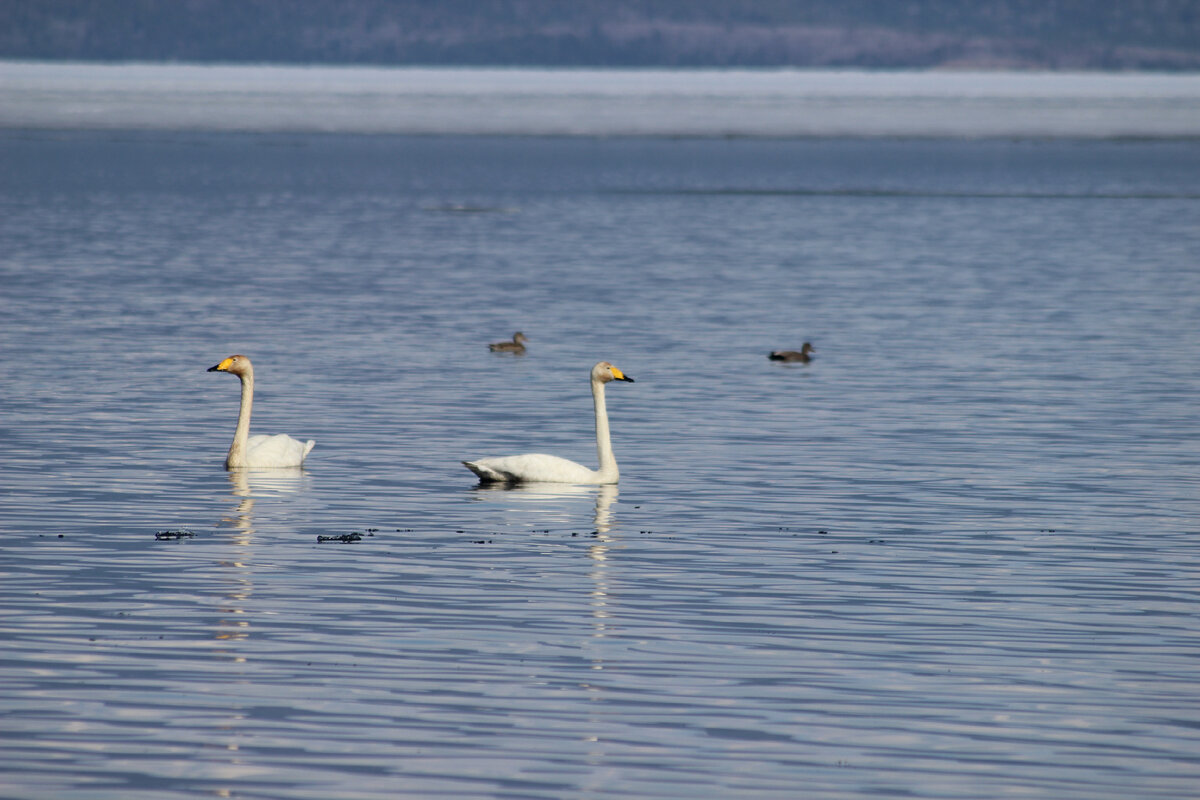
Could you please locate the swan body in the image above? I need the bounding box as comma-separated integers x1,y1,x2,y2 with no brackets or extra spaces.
769,342,816,363
464,361,634,485
489,332,529,353
207,354,315,469
464,452,606,484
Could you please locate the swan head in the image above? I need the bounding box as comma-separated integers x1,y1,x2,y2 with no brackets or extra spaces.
593,361,634,384
208,354,253,377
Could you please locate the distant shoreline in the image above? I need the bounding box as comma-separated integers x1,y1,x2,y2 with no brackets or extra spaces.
3,61,1199,139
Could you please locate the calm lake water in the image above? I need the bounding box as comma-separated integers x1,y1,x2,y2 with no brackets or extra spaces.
1,66,1200,800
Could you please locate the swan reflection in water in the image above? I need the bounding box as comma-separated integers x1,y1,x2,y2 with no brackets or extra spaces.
585,484,617,642
206,467,307,785
220,468,309,537
215,469,309,644
470,482,619,654
469,481,618,533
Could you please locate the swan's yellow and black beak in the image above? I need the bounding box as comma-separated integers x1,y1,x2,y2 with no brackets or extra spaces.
208,357,233,373
612,366,635,383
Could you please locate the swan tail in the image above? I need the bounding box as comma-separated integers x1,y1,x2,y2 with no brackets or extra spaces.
303,440,316,459
462,460,512,483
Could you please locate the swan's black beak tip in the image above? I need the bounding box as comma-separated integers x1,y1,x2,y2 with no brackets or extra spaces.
622,376,635,383
207,365,221,372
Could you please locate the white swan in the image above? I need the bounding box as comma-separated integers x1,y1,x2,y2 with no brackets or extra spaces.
207,354,315,469
464,361,634,484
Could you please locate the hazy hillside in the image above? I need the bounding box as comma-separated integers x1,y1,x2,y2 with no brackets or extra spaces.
3,0,1199,70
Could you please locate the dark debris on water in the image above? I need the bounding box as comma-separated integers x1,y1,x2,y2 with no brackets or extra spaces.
155,529,196,540
317,533,363,543
315,529,382,543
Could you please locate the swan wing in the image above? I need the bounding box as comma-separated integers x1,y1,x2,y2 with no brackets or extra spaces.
463,453,603,484
244,434,315,468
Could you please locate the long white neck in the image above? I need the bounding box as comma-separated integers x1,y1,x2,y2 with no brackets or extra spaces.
227,368,254,469
592,378,618,482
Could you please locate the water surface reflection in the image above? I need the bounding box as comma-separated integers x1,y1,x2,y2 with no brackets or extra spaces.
468,482,619,664
2,131,1198,800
